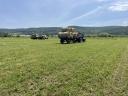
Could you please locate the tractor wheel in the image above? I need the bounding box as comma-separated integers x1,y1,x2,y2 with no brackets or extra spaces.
67,40,71,44
60,39,64,44
83,38,85,42
73,40,76,43
78,38,82,43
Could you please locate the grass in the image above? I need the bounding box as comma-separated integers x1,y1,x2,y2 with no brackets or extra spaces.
0,37,128,96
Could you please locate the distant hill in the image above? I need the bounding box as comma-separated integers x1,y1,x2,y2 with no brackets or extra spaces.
0,26,128,36
0,27,62,35
70,26,128,35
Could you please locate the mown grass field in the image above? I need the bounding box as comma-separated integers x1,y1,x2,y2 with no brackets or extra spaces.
0,37,128,96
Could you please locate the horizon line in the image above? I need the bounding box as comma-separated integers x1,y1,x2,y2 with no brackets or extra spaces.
0,25,128,29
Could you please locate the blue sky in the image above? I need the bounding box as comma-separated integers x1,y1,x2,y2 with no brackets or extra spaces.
0,0,128,28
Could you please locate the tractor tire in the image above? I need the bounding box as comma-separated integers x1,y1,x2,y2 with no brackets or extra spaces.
83,38,85,42
67,40,71,44
78,38,82,43
60,39,64,44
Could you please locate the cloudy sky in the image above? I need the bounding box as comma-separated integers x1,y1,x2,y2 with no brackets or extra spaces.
0,0,128,28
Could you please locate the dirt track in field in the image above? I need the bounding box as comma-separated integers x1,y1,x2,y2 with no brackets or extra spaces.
105,46,128,96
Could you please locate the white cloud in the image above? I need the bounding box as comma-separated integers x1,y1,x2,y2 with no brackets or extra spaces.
96,0,111,2
97,0,106,2
109,1,128,11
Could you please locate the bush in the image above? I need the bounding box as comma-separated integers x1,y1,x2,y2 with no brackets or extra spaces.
0,33,12,37
98,33,112,37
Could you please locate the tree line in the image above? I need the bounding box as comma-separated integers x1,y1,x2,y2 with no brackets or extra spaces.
0,26,128,37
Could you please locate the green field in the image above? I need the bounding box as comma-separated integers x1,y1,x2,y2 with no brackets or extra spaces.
0,38,128,96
